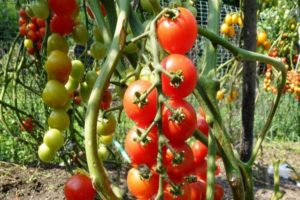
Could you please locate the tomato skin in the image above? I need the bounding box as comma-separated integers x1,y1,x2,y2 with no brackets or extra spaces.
197,116,209,137
96,114,116,136
38,143,55,162
43,128,64,151
100,90,112,110
123,80,158,126
64,174,95,200
42,80,69,109
47,109,70,131
191,140,208,165
162,99,197,144
164,183,191,200
49,0,77,16
163,143,194,180
189,181,204,200
125,126,158,167
47,33,69,55
157,7,197,54
127,168,159,199
50,15,74,36
72,24,88,45
190,180,224,200
19,24,27,36
161,54,197,99
44,50,72,83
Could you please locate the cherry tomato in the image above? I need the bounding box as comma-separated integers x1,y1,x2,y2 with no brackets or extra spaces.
214,183,225,200
30,0,50,20
27,22,37,32
27,30,38,41
70,60,85,81
49,0,77,16
163,143,194,181
50,14,74,36
72,24,88,45
20,117,34,132
140,0,159,12
19,17,27,26
38,143,55,162
44,50,72,83
97,144,109,160
39,27,46,38
161,54,197,98
42,80,69,109
127,167,159,199
194,160,220,181
125,126,158,167
47,109,70,131
99,134,114,145
36,18,46,27
100,90,112,110
157,7,197,54
191,180,224,200
197,116,209,137
43,128,64,151
189,181,205,200
90,41,107,59
64,174,95,200
164,183,191,200
123,80,158,126
162,99,197,144
191,140,208,165
19,24,27,36
19,8,27,18
47,33,69,55
96,114,116,136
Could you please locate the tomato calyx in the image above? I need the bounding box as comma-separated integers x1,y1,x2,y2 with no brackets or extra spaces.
133,128,152,145
163,8,180,20
167,182,184,197
137,164,152,180
133,91,149,108
185,175,198,183
168,108,186,123
169,70,184,88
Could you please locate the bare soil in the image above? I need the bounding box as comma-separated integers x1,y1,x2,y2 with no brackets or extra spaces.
1,142,300,200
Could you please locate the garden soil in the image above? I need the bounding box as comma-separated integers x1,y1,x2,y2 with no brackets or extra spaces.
1,142,300,200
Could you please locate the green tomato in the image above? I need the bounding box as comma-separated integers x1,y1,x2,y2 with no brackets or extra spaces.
93,25,103,42
30,0,49,20
38,143,55,163
47,33,69,55
43,129,64,151
47,109,70,131
85,70,98,87
99,134,114,145
97,114,116,136
140,0,159,12
97,144,109,160
123,34,139,54
72,24,88,45
70,60,85,81
80,81,92,103
65,77,80,94
90,42,107,60
42,80,69,109
24,39,33,49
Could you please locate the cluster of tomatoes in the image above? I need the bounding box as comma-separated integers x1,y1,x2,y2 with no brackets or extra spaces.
121,7,224,200
18,8,46,55
216,88,239,103
257,31,271,51
220,13,243,38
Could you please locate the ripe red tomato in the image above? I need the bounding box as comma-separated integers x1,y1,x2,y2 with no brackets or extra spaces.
50,15,74,36
164,183,191,200
64,174,95,200
157,7,198,54
27,30,38,42
197,116,209,137
19,8,27,18
36,18,46,27
161,54,197,99
125,126,158,167
48,0,77,16
214,183,225,200
39,27,46,38
27,22,37,32
100,89,112,110
189,181,205,200
19,17,27,26
123,80,158,126
191,180,224,200
191,140,208,165
19,24,27,36
162,99,197,144
127,167,158,199
163,143,194,181
194,160,221,181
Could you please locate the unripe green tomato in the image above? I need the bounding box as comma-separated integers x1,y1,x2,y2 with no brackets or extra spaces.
38,143,55,163
80,81,92,103
140,0,159,12
139,67,155,83
47,109,70,131
97,144,109,160
85,70,98,87
97,114,116,136
47,33,68,55
99,134,114,145
72,24,88,45
65,77,80,94
93,25,104,42
43,128,64,151
24,39,33,49
70,60,85,81
30,0,49,20
42,80,69,109
90,41,107,60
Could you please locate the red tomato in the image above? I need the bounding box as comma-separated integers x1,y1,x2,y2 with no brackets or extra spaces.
19,8,27,18
27,30,38,42
125,126,158,167
50,15,74,36
162,99,197,144
48,0,77,16
191,181,224,200
64,174,95,200
189,181,205,200
19,17,27,26
163,143,194,180
123,80,158,126
161,54,197,99
100,89,112,110
127,167,159,199
157,7,198,54
36,18,46,27
194,160,220,181
20,118,34,132
191,140,208,165
74,95,81,105
214,183,225,200
164,183,191,200
19,24,27,36
39,27,46,38
197,116,209,137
